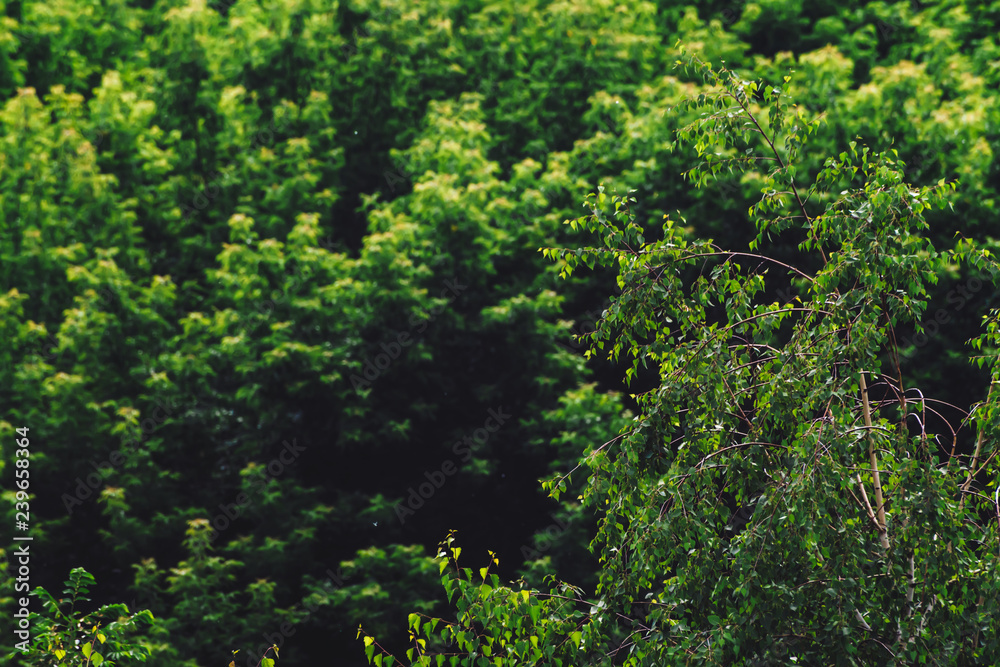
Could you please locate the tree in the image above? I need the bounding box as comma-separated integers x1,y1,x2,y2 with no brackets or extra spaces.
4,2,1000,664
359,50,1000,666
13,568,155,667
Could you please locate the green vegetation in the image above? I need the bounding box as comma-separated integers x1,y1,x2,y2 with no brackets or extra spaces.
21,568,154,667
1,0,998,665
360,52,1000,665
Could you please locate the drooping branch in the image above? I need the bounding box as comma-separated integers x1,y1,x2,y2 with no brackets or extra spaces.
722,68,828,266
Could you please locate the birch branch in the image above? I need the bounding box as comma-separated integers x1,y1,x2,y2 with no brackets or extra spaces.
861,372,890,552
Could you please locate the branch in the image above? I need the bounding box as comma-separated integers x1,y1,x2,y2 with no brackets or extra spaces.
960,382,995,506
724,71,827,265
854,472,879,528
696,441,788,468
861,372,889,552
673,250,817,285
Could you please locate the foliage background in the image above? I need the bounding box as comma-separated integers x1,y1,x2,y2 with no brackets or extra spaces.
0,0,998,664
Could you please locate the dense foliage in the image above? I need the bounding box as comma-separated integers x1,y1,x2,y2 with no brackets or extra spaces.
20,568,155,667
361,52,1000,665
1,0,999,665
